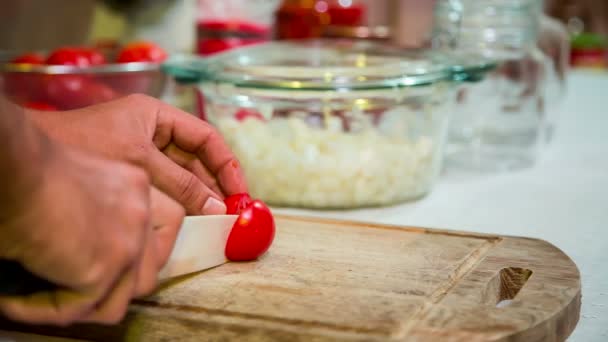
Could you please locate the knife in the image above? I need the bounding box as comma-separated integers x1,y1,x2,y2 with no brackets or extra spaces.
0,215,237,296
158,214,237,280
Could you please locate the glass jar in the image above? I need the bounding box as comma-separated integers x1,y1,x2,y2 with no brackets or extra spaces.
276,0,366,40
164,40,490,209
196,0,280,56
433,0,566,171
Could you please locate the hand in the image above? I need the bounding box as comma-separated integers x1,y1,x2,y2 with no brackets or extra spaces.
26,94,248,215
0,144,184,326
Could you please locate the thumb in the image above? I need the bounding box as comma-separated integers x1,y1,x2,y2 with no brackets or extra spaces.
146,150,227,215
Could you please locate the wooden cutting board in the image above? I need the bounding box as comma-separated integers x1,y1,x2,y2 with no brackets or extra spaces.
0,215,581,341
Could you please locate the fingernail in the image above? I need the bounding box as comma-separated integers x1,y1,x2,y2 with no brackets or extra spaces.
202,197,227,215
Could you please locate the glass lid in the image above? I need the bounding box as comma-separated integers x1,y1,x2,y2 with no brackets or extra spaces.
163,39,494,90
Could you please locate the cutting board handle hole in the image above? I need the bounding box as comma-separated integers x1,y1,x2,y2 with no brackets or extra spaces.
483,267,533,308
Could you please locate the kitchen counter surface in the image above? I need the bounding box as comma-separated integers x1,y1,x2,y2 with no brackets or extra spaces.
275,69,608,342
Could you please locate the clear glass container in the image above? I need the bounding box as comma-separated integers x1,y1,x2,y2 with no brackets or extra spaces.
164,40,490,209
433,0,566,171
0,60,166,111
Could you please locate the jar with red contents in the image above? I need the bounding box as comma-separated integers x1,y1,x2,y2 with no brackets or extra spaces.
276,0,366,39
194,20,273,120
197,20,272,56
569,33,608,69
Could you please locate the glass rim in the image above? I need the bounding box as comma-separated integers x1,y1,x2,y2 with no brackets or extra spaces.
163,40,495,91
0,62,161,75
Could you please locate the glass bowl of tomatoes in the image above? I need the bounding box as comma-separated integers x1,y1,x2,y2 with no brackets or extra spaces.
0,41,168,111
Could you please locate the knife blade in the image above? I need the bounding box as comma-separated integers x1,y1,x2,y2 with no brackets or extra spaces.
158,214,237,280
0,215,237,296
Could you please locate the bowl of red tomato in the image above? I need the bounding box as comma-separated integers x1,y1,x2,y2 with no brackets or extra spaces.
0,41,168,111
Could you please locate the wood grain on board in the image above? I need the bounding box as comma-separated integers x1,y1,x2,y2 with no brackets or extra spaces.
0,215,581,341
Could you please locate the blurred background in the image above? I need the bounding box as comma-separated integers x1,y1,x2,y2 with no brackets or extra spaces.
1,0,607,68
1,0,606,207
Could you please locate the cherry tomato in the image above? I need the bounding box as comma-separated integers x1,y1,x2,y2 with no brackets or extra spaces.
46,47,92,67
116,41,168,63
44,75,118,110
22,102,58,111
224,193,253,215
225,199,275,261
4,54,46,103
235,108,265,122
81,48,106,66
2,73,46,105
11,53,45,65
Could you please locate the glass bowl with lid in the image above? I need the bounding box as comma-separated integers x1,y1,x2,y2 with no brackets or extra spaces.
164,40,491,209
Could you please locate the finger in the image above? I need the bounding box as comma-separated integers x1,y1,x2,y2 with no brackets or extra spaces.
196,130,249,197
78,266,138,325
152,101,248,195
162,143,224,197
146,149,226,215
149,187,185,269
0,291,95,326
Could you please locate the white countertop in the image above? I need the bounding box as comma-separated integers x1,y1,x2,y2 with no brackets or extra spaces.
275,70,608,341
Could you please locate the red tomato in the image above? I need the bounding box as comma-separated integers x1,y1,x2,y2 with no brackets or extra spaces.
22,102,57,111
11,53,45,65
225,199,275,261
46,47,92,67
44,75,118,110
4,54,46,103
235,108,265,122
224,193,253,215
81,48,106,66
116,41,168,63
2,73,46,104
45,47,105,66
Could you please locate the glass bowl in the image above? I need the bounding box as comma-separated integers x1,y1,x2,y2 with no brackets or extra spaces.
0,59,166,111
164,40,491,209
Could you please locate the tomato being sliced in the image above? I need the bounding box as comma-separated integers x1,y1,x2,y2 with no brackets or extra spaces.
225,199,275,261
116,41,168,63
224,193,253,215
